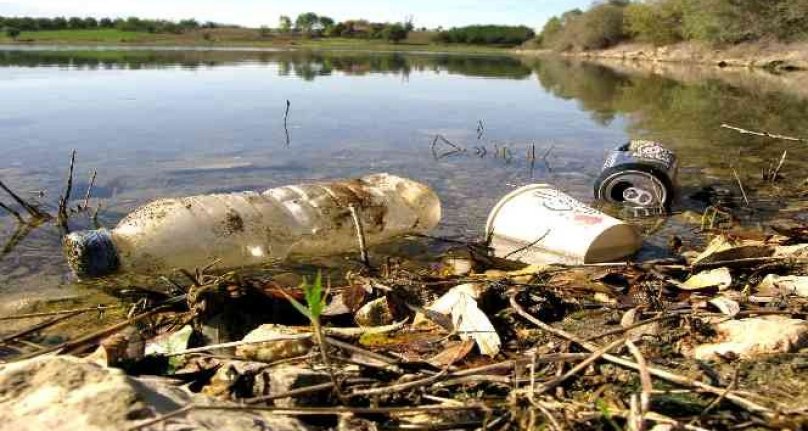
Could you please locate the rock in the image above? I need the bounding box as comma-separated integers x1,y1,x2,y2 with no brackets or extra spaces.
757,274,808,297
235,324,313,362
774,243,808,258
689,316,808,360
354,297,395,327
0,355,309,431
267,365,332,408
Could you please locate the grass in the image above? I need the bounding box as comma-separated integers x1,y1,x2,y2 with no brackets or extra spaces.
0,29,514,54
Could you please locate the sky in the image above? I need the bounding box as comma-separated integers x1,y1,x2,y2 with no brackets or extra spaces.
0,0,593,30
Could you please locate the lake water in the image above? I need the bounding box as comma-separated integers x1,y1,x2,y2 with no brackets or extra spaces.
0,47,806,313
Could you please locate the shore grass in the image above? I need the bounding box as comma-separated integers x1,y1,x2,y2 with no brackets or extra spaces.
0,28,513,54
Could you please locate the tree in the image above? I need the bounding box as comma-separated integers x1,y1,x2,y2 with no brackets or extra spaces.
318,16,335,31
279,15,292,33
68,16,85,29
5,27,20,39
83,17,98,28
381,23,408,43
99,18,114,28
295,12,319,33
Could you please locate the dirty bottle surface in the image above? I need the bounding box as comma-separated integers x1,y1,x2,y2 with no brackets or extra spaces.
64,173,441,277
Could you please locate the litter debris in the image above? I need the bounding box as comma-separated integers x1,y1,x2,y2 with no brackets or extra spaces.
235,324,313,362
682,267,732,290
594,140,678,213
688,316,808,360
486,184,641,265
757,274,808,297
63,173,441,277
424,283,501,357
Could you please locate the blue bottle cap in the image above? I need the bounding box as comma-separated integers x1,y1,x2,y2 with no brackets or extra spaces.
63,229,120,277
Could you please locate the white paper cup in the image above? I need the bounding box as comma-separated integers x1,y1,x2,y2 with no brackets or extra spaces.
486,184,641,265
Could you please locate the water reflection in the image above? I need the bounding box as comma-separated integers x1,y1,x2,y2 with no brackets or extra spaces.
0,48,533,79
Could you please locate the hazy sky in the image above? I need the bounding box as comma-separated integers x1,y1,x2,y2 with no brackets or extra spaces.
0,0,593,29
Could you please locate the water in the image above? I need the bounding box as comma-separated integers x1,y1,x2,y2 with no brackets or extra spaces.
0,47,806,314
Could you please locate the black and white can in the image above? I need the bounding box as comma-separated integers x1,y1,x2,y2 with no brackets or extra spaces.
594,140,678,213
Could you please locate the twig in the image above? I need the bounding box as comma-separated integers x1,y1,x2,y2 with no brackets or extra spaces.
503,228,550,259
625,339,651,431
0,310,85,345
348,205,370,268
164,333,312,357
770,150,787,183
731,167,749,207
477,120,485,140
508,293,774,416
127,404,486,431
81,169,97,210
583,313,681,342
0,200,23,221
351,369,449,397
243,381,335,405
14,305,171,360
532,337,625,395
0,180,50,220
720,123,806,143
692,256,808,271
57,149,76,233
284,99,291,146
0,306,118,322
690,367,739,425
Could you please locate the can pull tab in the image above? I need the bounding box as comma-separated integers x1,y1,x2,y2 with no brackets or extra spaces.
623,187,654,206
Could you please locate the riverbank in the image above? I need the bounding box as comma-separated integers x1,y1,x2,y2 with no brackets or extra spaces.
0,28,511,55
516,41,808,71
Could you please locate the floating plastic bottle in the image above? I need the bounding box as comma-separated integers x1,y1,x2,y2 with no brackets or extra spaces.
486,184,641,265
64,173,441,277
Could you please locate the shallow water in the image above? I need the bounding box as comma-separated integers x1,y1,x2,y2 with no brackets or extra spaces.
0,47,806,313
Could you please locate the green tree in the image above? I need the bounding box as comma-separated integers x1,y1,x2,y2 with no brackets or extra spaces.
4,27,20,39
295,12,319,33
381,23,408,43
318,16,335,32
279,15,292,33
67,16,85,29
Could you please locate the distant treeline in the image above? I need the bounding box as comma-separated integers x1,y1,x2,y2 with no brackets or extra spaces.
0,16,226,35
435,25,535,46
538,0,808,51
276,13,412,43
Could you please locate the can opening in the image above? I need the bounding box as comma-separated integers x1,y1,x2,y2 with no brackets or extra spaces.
609,181,632,202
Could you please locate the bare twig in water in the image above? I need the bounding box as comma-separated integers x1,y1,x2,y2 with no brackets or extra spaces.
477,120,485,140
503,228,550,259
57,150,76,233
0,200,23,221
720,123,806,143
348,205,370,268
0,180,50,220
766,150,788,183
731,167,749,207
0,310,86,345
81,169,97,211
0,305,120,321
284,99,291,147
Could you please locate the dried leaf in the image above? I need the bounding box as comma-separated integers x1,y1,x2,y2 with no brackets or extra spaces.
682,267,732,290
427,340,475,367
693,236,772,264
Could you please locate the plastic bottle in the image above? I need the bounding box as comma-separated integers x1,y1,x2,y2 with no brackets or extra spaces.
64,173,441,277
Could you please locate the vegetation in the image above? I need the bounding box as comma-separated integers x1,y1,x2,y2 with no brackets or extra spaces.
435,25,535,46
0,15,224,35
537,0,808,51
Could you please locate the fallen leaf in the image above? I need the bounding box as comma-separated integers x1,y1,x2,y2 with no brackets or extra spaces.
708,296,740,317
427,340,475,367
682,267,732,290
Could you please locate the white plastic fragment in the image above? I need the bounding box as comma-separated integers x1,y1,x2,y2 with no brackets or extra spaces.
427,283,501,357
708,296,740,317
682,267,732,290
757,274,808,297
690,316,808,360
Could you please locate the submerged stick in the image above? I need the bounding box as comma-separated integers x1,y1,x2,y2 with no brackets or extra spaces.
57,150,76,233
348,205,370,268
720,123,806,143
731,167,749,207
0,180,50,220
0,200,23,221
0,310,85,345
283,99,291,147
81,169,97,210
